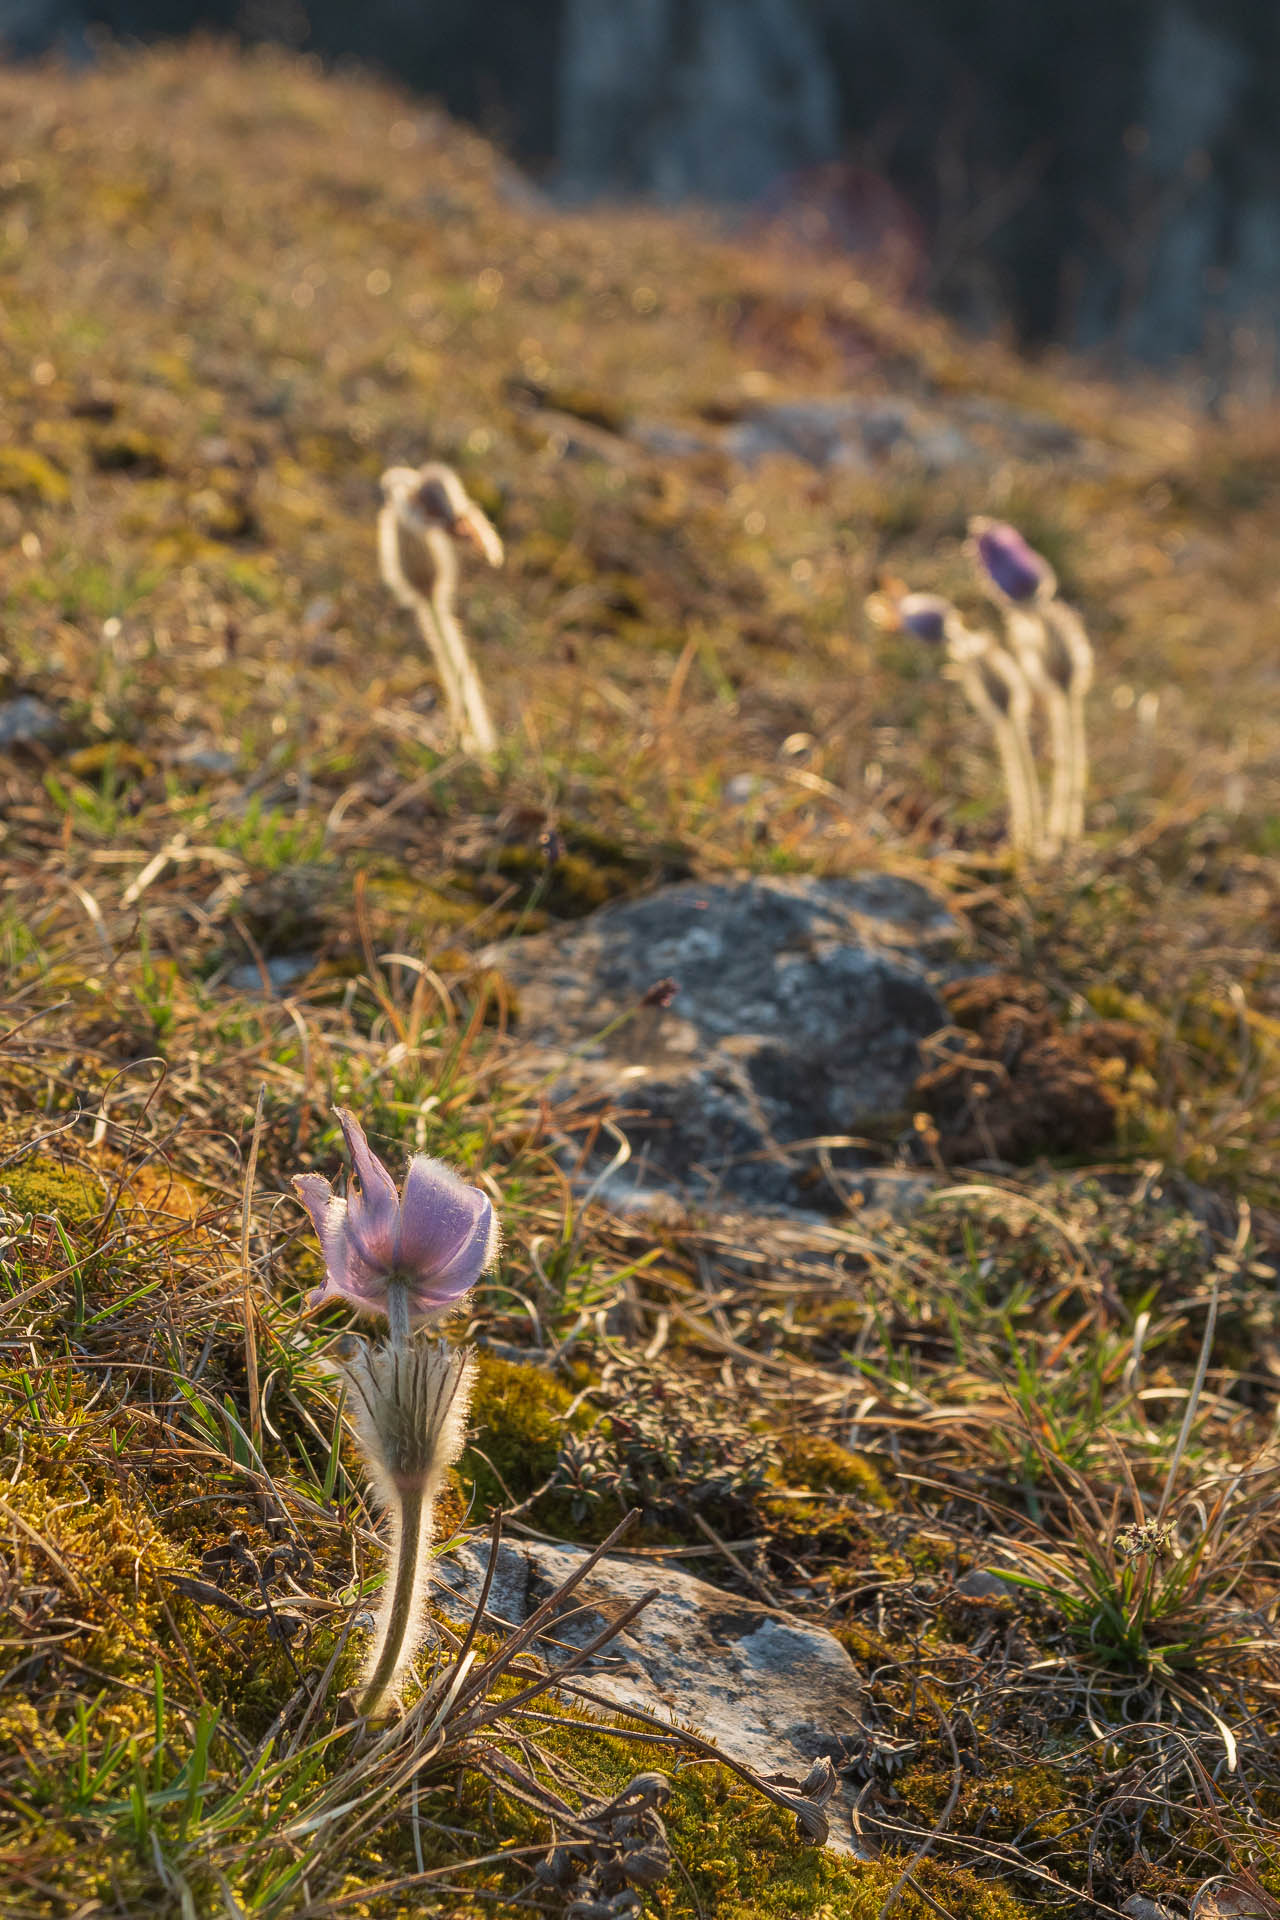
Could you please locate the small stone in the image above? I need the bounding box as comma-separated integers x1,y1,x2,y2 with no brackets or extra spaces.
0,695,61,750
954,1568,1018,1601
1191,1884,1273,1920
722,771,772,805
172,748,237,779
441,1535,868,1853
303,595,336,631
627,419,716,457
226,954,315,994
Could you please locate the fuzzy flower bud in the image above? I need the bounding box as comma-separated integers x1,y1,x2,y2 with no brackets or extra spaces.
293,1108,498,1327
333,1336,475,1506
898,592,952,645
969,518,1054,605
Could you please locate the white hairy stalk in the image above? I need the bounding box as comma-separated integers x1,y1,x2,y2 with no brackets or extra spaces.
378,462,503,755
1042,600,1094,844
945,625,1043,856
999,606,1071,852
331,1320,475,1717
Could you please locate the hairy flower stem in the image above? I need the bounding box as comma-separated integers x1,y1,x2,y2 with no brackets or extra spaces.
1066,684,1089,843
427,586,497,757
1044,683,1074,852
1012,713,1045,855
991,717,1038,855
358,1282,430,1716
359,1481,428,1718
387,1279,411,1349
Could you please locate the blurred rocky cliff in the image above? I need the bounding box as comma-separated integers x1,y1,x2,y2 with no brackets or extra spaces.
4,0,1278,373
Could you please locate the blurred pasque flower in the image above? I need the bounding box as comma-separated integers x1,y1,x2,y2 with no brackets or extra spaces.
898,591,951,645
970,518,1053,604
293,1108,497,1325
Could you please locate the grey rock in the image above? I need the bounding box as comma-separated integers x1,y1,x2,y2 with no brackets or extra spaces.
721,771,774,806
953,1568,1020,1602
480,874,954,1211
167,743,238,779
438,1534,869,1852
1123,1898,1178,1920
722,397,976,473
0,695,61,750
225,953,315,994
627,418,718,459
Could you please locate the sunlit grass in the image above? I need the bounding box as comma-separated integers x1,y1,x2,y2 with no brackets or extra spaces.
0,36,1279,1919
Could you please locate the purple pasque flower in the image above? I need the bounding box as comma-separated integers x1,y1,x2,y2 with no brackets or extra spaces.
898,592,952,645
293,1108,498,1325
969,518,1053,605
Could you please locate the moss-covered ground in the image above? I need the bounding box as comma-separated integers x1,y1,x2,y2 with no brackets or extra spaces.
2,39,1280,1919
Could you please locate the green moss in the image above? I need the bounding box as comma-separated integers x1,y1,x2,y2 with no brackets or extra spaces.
779,1434,894,1510
365,873,481,932
519,529,597,584
899,1762,1073,1846
673,1778,1027,1917
664,1771,1034,1917
190,1614,357,1736
511,378,628,434
62,743,157,798
1,1156,104,1228
189,480,256,541
454,816,690,924
0,445,70,502
492,842,620,914
461,1352,575,1515
517,1711,1036,1919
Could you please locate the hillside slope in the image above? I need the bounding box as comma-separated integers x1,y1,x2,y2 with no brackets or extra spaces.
2,43,1280,1920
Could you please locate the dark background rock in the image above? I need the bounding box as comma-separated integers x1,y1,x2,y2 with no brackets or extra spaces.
480,874,955,1212
4,1,1279,370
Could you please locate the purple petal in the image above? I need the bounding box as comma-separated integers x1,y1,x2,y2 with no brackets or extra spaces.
292,1174,349,1280
307,1273,356,1315
294,1173,394,1317
972,521,1050,604
334,1108,400,1265
307,1270,387,1317
292,1170,334,1237
397,1155,494,1278
899,593,950,645
293,1121,499,1325
411,1197,498,1312
305,1214,398,1316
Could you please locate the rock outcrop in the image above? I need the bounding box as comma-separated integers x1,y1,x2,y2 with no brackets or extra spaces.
481,873,955,1211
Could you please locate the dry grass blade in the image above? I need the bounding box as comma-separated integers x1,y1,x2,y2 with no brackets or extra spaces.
240,1082,267,1456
